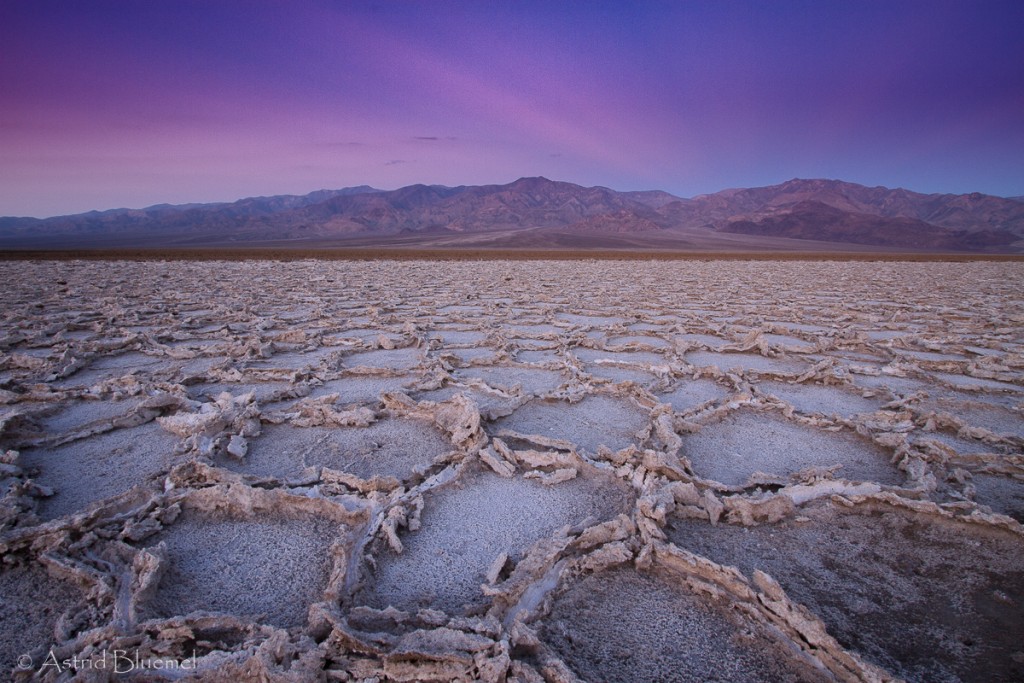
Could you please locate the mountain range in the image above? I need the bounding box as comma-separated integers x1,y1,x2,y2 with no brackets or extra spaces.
3,177,1023,252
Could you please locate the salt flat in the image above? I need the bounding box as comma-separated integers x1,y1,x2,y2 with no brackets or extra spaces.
0,258,1021,681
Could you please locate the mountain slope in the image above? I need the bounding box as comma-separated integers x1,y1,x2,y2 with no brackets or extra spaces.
679,178,1024,235
1,177,1021,252
0,186,383,241
719,201,1018,250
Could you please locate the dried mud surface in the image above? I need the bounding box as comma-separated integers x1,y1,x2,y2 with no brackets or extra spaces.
1,258,1022,682
541,567,830,683
142,507,344,629
667,501,1024,683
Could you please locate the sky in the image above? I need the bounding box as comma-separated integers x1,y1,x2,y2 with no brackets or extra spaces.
1,0,1023,218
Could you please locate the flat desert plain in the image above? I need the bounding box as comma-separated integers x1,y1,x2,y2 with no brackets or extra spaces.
1,258,1022,682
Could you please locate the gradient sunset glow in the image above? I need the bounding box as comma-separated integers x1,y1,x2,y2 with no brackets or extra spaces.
2,0,1022,218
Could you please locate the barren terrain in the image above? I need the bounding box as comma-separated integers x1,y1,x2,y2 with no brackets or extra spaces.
1,258,1022,681
4,178,1023,252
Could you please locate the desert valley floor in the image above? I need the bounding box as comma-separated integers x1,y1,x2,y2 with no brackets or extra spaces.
0,258,1022,682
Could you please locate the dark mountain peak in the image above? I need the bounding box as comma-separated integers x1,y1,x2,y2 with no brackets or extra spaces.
775,177,861,195
387,183,461,208
337,185,382,194
780,177,827,187
507,176,562,191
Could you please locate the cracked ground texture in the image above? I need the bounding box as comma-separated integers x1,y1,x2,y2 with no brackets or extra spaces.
0,258,1022,682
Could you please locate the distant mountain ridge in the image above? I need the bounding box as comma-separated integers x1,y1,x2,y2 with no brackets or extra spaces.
2,177,1022,252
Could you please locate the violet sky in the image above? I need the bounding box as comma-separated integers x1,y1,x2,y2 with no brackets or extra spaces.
2,0,1023,217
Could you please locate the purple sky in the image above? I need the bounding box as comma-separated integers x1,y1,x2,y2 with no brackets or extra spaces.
2,0,1023,217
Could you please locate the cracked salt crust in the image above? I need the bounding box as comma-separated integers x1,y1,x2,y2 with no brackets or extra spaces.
0,258,1021,681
